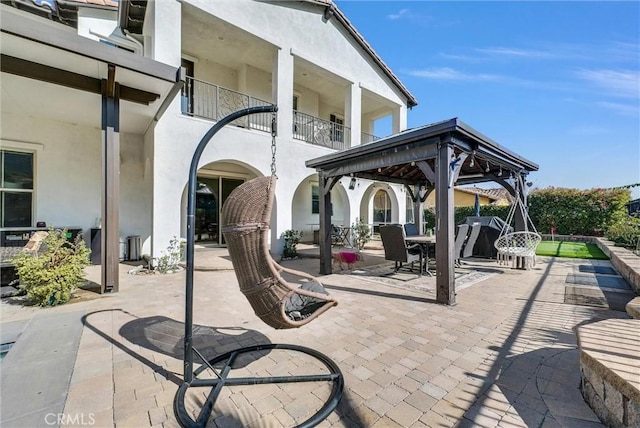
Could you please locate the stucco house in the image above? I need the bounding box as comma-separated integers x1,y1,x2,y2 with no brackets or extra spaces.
1,0,422,288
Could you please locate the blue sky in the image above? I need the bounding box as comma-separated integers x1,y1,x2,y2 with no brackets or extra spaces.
335,1,640,198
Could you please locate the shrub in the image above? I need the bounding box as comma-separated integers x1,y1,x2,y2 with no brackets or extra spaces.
351,220,371,250
281,229,303,259
605,215,640,249
528,187,630,235
155,236,185,273
11,228,90,306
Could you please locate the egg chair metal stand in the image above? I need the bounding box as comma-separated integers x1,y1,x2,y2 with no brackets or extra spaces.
174,106,343,428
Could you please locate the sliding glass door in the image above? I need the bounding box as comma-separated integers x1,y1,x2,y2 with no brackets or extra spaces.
195,176,244,245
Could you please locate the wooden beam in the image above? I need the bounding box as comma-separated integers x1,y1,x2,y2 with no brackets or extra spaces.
435,143,456,305
1,54,160,105
1,54,100,93
416,160,435,184
421,186,434,203
320,139,439,178
413,184,423,233
356,172,415,186
449,152,469,188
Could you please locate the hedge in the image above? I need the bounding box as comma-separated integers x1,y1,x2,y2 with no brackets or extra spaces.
420,187,635,246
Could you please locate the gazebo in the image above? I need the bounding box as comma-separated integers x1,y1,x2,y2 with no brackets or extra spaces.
305,118,538,305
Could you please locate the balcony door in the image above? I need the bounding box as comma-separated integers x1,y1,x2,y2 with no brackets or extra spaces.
330,114,344,143
195,176,244,245
181,58,194,115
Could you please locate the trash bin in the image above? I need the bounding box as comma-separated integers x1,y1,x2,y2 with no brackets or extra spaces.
127,235,141,261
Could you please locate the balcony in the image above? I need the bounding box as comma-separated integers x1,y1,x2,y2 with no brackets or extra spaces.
293,111,350,151
181,76,273,132
181,78,360,151
361,132,380,145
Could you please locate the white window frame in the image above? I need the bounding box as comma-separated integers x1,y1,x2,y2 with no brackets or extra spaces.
1,141,40,228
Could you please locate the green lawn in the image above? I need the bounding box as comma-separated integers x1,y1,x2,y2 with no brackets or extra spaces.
535,241,609,260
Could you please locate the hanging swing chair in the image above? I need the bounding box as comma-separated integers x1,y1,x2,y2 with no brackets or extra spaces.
175,106,343,428
494,175,541,270
221,175,338,329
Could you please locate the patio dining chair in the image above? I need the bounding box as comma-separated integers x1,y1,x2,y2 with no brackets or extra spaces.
462,222,482,259
454,223,470,267
403,223,419,237
379,224,424,276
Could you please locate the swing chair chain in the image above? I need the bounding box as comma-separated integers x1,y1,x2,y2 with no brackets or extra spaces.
271,113,277,177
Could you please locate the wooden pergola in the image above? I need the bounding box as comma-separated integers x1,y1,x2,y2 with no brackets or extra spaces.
306,118,538,305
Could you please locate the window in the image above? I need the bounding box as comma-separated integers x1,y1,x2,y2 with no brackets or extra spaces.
311,184,319,214
1,150,34,227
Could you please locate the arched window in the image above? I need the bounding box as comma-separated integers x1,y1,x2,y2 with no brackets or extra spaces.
373,190,391,224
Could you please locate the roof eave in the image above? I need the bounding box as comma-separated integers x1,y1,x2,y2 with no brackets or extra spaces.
313,1,418,108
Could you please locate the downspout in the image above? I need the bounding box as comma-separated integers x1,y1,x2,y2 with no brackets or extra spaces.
89,0,144,54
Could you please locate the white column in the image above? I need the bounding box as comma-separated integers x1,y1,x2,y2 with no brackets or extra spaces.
272,48,293,142
392,104,408,133
147,0,181,67
345,83,362,146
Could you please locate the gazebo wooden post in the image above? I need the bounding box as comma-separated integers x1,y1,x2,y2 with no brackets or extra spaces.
413,184,423,233
514,174,527,232
318,173,334,275
435,143,456,305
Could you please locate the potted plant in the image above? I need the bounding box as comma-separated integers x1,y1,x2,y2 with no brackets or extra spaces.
281,229,303,259
351,220,371,251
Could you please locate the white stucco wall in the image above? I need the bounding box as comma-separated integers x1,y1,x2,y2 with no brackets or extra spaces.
1,113,152,254
194,60,238,91
180,0,407,109
77,8,117,42
147,0,412,254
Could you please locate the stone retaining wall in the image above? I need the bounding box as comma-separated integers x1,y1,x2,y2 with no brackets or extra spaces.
539,234,597,243
594,238,640,295
577,319,640,428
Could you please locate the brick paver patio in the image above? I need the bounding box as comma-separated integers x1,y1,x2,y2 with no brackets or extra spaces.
1,250,631,427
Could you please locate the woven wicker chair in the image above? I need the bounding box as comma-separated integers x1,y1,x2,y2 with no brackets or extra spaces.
379,224,424,275
221,176,338,329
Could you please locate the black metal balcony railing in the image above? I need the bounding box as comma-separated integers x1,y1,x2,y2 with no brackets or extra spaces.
181,76,273,132
293,111,350,151
361,132,380,144
181,77,357,151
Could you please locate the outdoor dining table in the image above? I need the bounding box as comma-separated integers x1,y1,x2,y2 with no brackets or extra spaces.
405,235,436,276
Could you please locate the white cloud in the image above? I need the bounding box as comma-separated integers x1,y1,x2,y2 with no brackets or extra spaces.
387,9,410,20
406,67,505,82
576,69,640,98
476,47,558,59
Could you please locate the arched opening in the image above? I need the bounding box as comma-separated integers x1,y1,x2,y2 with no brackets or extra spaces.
181,160,261,245
373,189,392,224
291,174,350,244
